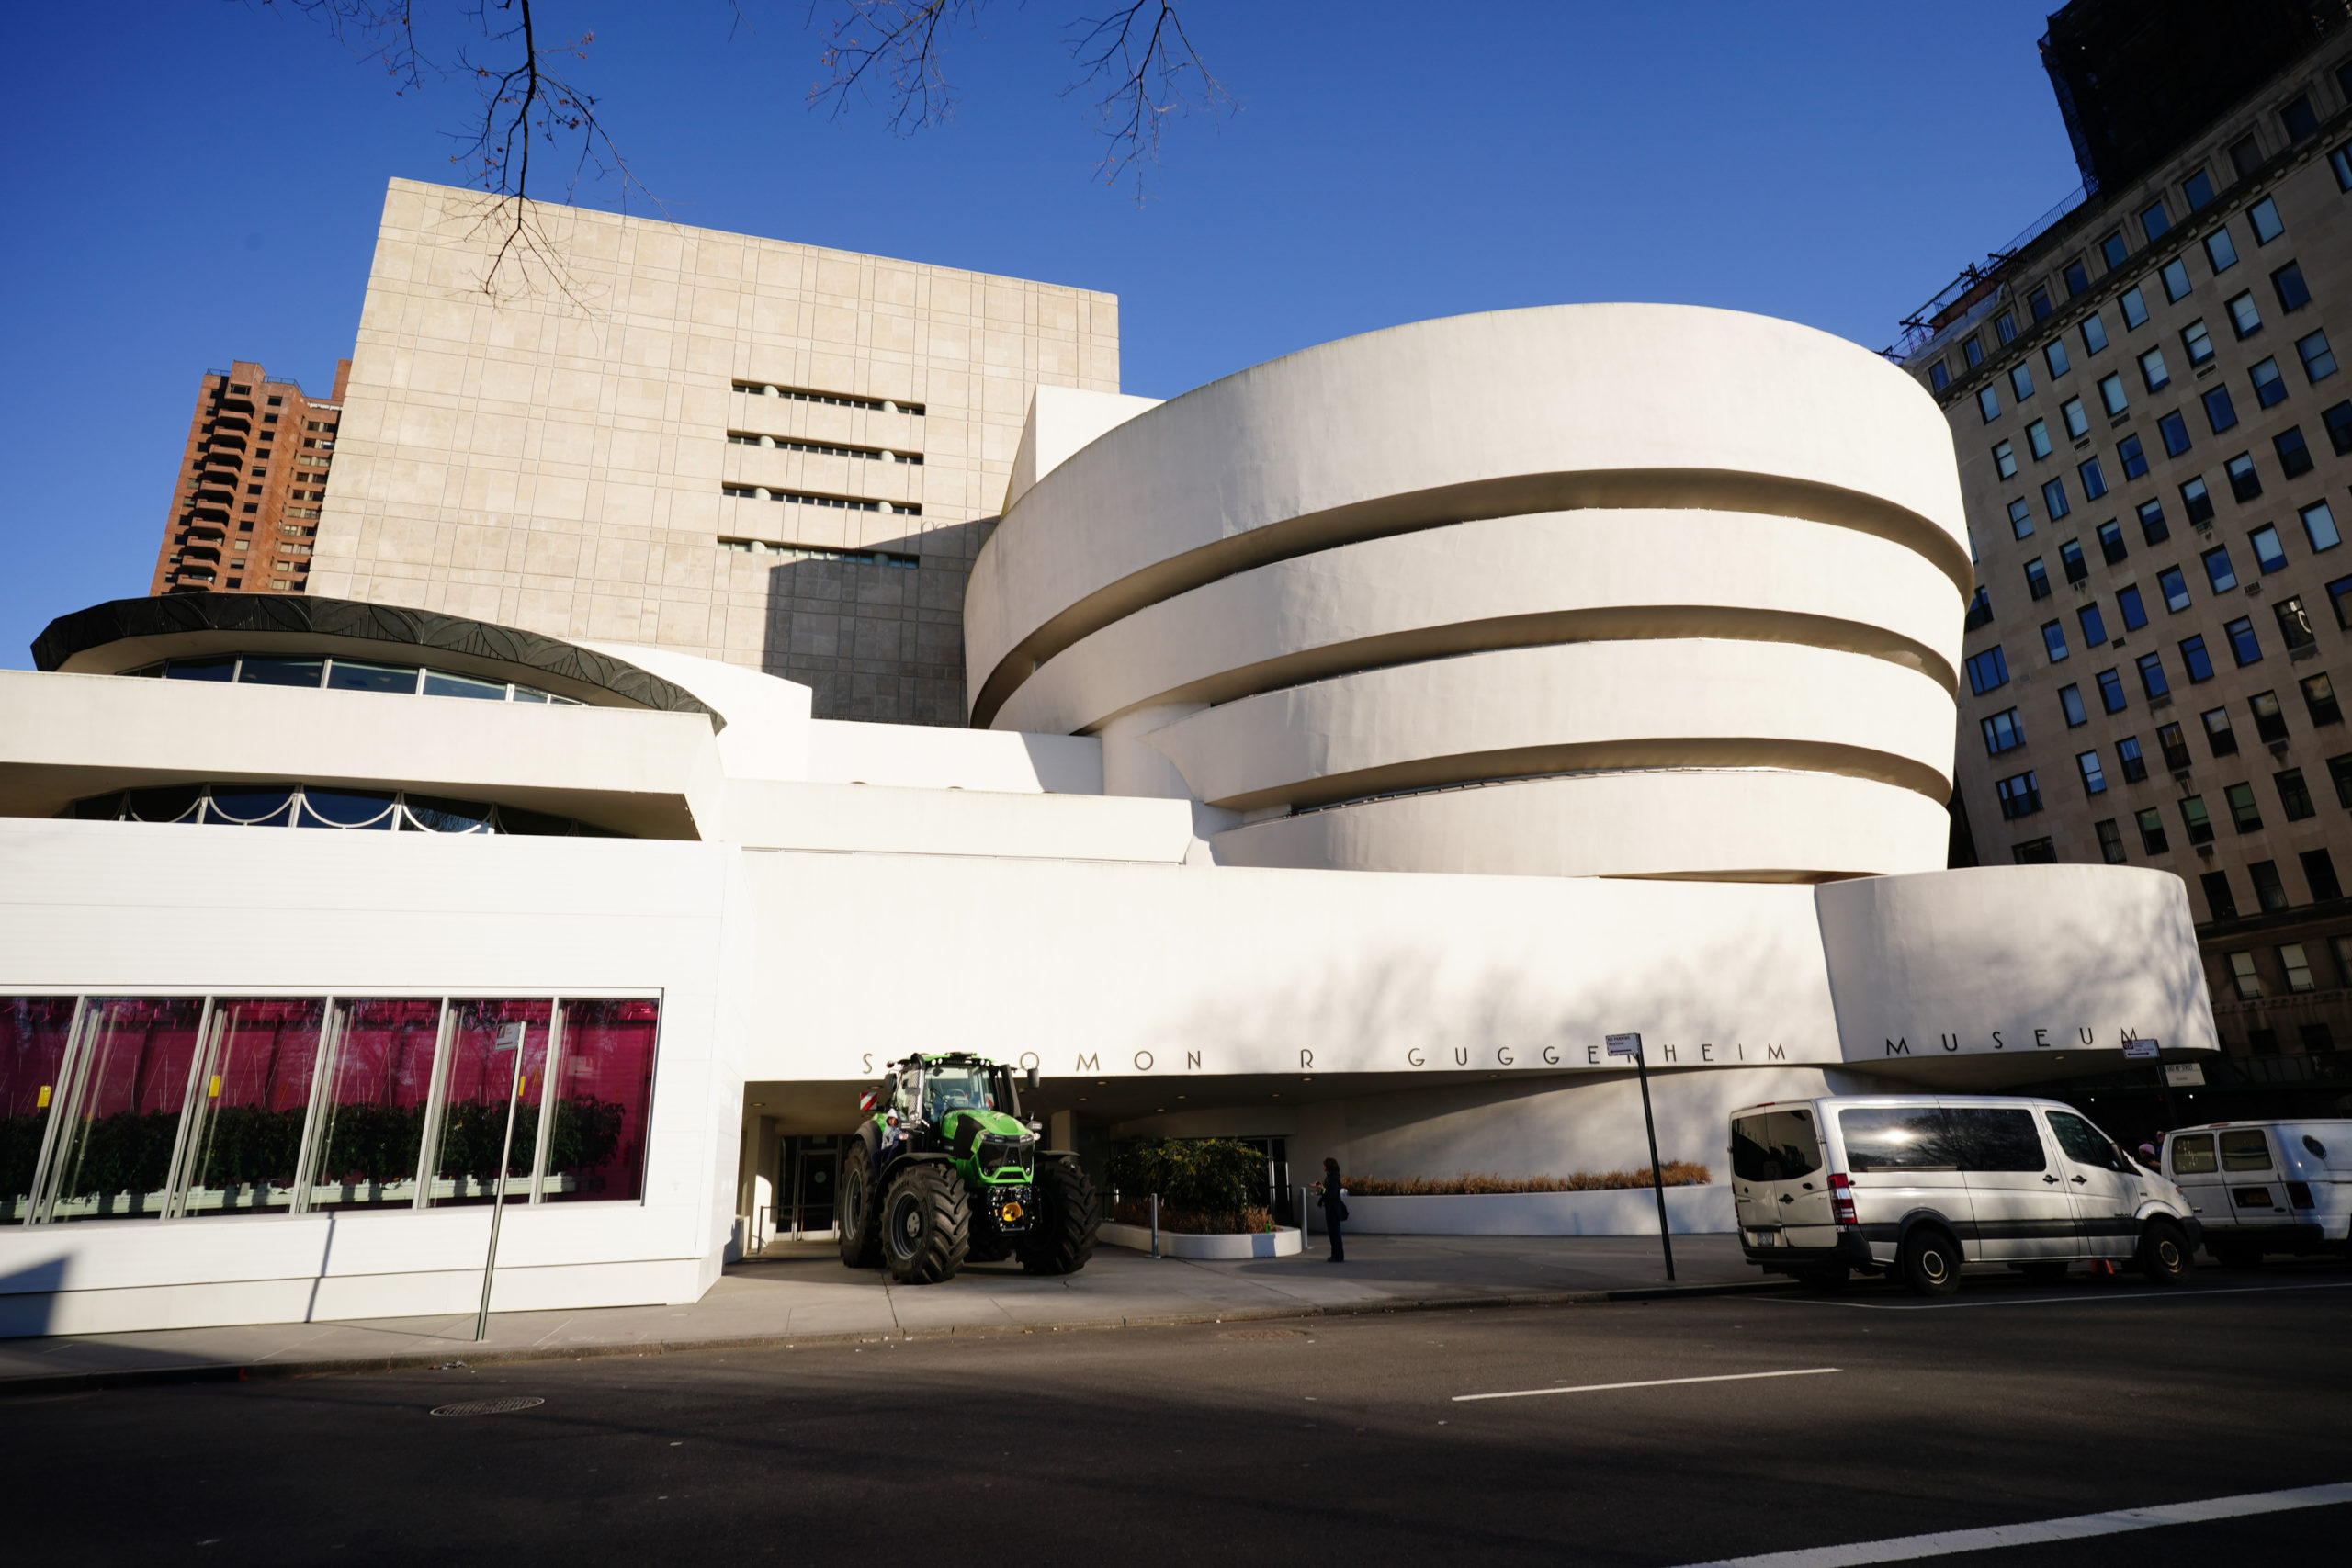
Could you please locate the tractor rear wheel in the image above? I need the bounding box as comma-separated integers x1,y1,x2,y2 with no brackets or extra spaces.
1020,1158,1101,1276
838,1142,883,1269
882,1163,971,1284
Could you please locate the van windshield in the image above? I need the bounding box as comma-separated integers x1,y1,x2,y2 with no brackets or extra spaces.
1731,1111,1821,1181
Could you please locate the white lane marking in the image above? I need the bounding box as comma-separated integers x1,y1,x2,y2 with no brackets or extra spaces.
1675,1480,2352,1567
1453,1367,1839,1404
1758,1279,2352,1312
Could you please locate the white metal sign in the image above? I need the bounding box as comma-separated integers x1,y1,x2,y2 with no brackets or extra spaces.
2121,1038,2161,1061
1605,1032,1642,1059
2165,1062,2205,1087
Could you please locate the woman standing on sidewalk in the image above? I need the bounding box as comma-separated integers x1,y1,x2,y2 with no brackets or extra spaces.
1317,1157,1348,1262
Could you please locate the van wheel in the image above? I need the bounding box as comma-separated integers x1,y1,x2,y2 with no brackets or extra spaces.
2139,1219,2193,1285
1898,1228,1962,1296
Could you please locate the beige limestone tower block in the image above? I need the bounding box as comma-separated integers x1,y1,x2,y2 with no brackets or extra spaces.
308,179,1121,724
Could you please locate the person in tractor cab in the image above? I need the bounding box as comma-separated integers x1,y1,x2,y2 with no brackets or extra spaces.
923,1065,996,1118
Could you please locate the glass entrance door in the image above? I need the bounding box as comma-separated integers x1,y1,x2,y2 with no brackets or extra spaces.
778,1134,841,1238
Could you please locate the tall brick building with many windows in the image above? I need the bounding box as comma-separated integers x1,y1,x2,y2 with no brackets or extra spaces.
148,359,349,596
1903,0,2352,1115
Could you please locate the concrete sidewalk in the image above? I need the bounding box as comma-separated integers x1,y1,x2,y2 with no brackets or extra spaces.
0,1232,1773,1395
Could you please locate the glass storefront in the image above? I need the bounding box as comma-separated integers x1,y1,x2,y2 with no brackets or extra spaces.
0,994,659,1226
547,999,660,1203
3,998,85,1224
175,997,327,1218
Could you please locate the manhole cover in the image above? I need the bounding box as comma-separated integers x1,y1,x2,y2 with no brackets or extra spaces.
1217,1328,1307,1341
431,1396,546,1417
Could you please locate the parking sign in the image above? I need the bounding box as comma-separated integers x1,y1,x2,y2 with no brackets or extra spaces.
1605,1033,1642,1059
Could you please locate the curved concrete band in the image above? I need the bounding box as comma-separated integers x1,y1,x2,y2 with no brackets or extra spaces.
972,303,1969,879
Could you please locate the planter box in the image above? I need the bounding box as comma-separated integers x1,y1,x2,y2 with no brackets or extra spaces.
1312,1185,1735,1236
1097,1222,1303,1259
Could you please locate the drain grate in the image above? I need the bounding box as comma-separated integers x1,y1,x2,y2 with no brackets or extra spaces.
431,1396,547,1417
1217,1328,1307,1341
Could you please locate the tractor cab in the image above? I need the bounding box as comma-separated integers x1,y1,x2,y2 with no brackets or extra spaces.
863,1055,1031,1147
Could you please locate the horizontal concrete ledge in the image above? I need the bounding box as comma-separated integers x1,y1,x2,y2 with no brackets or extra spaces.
0,1280,1794,1400
974,466,1972,727
1319,1185,1736,1236
1097,1222,1304,1258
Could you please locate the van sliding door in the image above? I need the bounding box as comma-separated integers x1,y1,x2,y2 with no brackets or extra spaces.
1949,1105,2074,1261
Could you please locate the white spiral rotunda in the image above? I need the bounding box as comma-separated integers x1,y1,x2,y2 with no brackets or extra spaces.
968,304,1971,881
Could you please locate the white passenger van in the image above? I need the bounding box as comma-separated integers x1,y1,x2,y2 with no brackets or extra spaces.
2160,1120,2352,1266
1732,1095,2201,1295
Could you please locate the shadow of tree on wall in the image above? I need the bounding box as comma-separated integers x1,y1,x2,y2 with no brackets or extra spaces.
1815,865,2218,1066
1109,886,1838,1171
758,518,992,727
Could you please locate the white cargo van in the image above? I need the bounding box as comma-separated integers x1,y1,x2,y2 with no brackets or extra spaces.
1732,1095,2201,1295
2160,1120,2352,1265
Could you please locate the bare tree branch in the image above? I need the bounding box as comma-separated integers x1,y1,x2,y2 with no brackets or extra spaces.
256,0,665,304
805,0,1227,197
806,0,969,136
1062,1,1230,199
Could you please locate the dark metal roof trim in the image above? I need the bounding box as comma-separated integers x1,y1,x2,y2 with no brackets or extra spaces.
31,594,725,731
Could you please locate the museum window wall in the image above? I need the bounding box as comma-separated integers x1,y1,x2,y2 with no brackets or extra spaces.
1,994,660,1225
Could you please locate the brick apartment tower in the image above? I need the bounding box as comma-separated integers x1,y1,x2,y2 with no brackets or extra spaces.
1903,0,2352,1111
148,359,352,595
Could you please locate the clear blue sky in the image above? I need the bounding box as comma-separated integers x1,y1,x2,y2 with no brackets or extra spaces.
0,1,2081,667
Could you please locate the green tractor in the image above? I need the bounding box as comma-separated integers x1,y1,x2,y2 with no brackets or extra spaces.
839,1053,1101,1284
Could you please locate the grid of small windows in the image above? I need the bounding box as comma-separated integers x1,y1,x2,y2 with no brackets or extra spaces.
716,538,920,569
1929,141,2352,931
726,431,924,464
719,485,922,516
729,382,925,415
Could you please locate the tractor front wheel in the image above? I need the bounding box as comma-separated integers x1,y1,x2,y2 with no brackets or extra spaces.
838,1141,883,1269
882,1163,971,1284
1020,1158,1101,1276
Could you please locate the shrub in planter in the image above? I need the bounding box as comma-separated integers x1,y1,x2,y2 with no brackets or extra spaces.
1108,1138,1269,1232
1347,1163,1713,1196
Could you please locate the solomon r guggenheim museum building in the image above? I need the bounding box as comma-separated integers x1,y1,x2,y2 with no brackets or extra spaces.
0,180,2216,1334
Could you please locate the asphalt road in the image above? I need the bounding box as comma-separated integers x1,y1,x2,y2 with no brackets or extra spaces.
8,1260,2352,1566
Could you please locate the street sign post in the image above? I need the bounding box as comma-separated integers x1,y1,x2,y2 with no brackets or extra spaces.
476,1020,529,1343
2122,1037,2174,1136
1606,1033,1675,1282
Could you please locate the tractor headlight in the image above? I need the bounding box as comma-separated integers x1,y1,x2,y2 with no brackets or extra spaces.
991,1185,1034,1229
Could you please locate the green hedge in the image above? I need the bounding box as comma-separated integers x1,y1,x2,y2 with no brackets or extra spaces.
1108,1137,1267,1215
